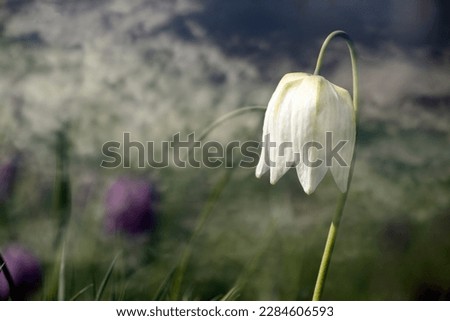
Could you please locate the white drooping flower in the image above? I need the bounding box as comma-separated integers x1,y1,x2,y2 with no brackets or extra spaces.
256,73,356,194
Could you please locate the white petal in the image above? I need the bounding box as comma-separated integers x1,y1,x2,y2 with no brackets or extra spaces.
255,73,308,182
297,164,328,195
291,76,327,194
255,108,271,178
307,77,355,193
270,77,306,184
255,148,269,178
327,84,355,192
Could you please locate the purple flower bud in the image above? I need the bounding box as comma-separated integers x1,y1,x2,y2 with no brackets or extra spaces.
0,156,20,204
104,178,157,236
0,244,42,300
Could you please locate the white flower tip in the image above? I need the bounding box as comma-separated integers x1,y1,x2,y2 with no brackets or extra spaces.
301,181,316,195
303,187,314,195
269,171,283,185
255,160,268,179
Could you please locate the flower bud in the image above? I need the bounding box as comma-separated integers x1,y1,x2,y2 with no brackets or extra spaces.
0,244,42,300
104,178,157,236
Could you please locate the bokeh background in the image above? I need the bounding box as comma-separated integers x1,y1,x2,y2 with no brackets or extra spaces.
0,0,449,300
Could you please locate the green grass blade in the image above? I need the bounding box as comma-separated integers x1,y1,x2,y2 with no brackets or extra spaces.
220,286,241,301
95,254,120,301
221,223,276,301
170,169,233,300
152,266,177,300
43,241,65,300
53,128,71,247
57,241,66,301
70,284,93,301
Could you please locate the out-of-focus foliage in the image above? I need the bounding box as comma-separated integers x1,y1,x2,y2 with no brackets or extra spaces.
0,0,449,300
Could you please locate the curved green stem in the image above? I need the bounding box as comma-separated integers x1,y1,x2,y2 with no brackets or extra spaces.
313,30,359,114
197,106,266,142
170,106,265,299
312,31,359,301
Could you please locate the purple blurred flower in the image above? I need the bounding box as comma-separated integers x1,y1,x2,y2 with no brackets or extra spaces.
0,156,20,204
104,178,157,236
0,244,42,300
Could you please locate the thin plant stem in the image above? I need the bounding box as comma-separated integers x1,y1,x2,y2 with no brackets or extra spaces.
312,190,348,301
69,284,93,301
197,106,266,142
95,253,120,301
57,240,66,301
222,222,277,300
169,106,266,299
53,128,71,248
170,169,232,299
313,30,359,114
312,31,359,301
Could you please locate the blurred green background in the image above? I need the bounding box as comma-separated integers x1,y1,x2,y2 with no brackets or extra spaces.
0,0,449,300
